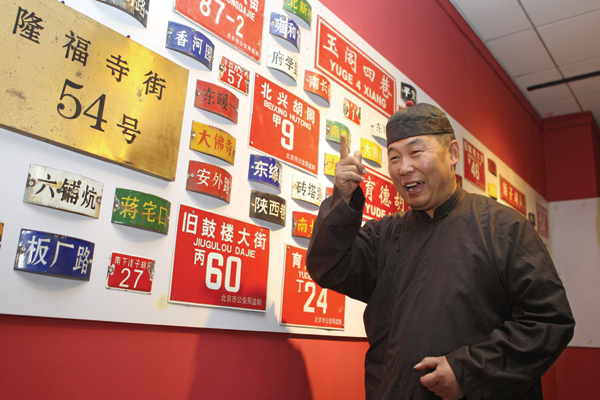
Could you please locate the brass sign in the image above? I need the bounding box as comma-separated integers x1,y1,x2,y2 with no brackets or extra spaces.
1,0,189,181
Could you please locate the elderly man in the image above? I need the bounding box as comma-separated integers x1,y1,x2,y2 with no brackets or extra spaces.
306,103,574,400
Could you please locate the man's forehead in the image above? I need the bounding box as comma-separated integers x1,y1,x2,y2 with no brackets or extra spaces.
387,135,432,150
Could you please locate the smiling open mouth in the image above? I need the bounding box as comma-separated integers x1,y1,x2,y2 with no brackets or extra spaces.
405,182,425,192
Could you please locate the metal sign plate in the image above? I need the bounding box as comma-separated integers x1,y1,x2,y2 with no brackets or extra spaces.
186,160,232,203
325,119,350,150
343,98,361,126
106,252,154,294
464,139,485,190
280,244,345,330
500,176,526,215
266,45,298,83
456,174,463,188
194,80,239,124
1,0,188,181
537,203,549,238
269,13,300,50
360,138,382,166
0,222,4,249
96,0,149,27
304,70,331,105
14,229,94,280
371,116,387,141
326,186,333,198
323,153,340,177
248,154,283,191
401,82,417,104
249,191,286,226
249,73,320,176
291,173,323,206
166,20,215,70
218,56,250,95
291,211,316,239
111,188,171,234
488,158,497,176
315,16,396,118
283,0,312,27
528,213,536,227
488,183,498,200
190,121,236,165
174,0,265,63
23,164,103,218
170,204,270,312
360,166,407,221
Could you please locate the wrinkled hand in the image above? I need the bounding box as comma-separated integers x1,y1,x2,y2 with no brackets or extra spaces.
414,356,464,400
334,133,366,204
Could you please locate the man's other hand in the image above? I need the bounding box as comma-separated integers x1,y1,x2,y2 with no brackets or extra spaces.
334,133,366,204
414,356,464,400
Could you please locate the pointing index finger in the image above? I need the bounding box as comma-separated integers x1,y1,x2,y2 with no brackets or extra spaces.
340,133,349,159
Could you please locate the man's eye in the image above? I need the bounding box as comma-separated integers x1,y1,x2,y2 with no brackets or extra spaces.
411,150,421,155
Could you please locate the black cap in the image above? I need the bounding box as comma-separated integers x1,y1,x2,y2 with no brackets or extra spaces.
386,103,454,147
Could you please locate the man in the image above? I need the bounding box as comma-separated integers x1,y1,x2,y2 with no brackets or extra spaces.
306,103,574,400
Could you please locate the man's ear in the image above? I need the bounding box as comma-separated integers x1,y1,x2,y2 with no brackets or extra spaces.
449,140,460,168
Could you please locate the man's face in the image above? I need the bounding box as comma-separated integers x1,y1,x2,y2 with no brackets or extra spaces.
387,135,459,216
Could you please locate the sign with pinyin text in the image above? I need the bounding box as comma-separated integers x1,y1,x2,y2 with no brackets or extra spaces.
106,252,155,294
166,21,215,70
266,45,298,83
112,188,171,234
463,139,485,190
269,13,300,51
96,0,149,27
218,56,250,95
291,211,316,239
249,191,286,226
190,121,236,165
360,166,407,221
194,80,239,123
343,98,361,125
536,203,549,238
186,161,232,203
304,70,331,105
360,138,382,166
170,204,270,312
500,176,526,215
248,154,283,191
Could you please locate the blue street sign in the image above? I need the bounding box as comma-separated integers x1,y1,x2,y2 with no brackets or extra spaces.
166,21,215,70
269,13,300,51
248,154,283,191
14,229,95,281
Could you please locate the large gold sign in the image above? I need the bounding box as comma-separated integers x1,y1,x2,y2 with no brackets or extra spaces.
0,0,189,181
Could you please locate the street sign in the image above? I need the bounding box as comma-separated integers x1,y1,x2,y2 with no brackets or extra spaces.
488,158,497,176
371,116,387,141
266,45,298,83
194,80,239,124
500,176,526,215
360,138,382,166
537,203,549,238
269,12,300,51
400,82,417,104
488,183,498,200
464,139,485,190
112,188,171,234
283,0,312,27
166,20,215,70
343,98,361,125
96,0,149,27
249,191,286,226
323,153,339,177
325,119,350,150
291,173,323,206
304,70,331,105
190,121,236,165
106,252,154,294
218,56,250,95
186,160,232,203
360,166,407,221
248,154,283,191
291,211,316,239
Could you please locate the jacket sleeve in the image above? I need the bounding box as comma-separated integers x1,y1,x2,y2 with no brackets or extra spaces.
446,212,575,400
306,186,382,303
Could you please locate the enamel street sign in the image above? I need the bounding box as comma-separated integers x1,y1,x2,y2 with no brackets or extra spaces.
315,16,396,118
166,21,215,70
174,0,265,63
291,173,323,206
106,252,154,294
218,56,250,95
500,176,526,215
112,188,171,234
248,154,283,191
280,244,345,330
464,139,485,190
537,203,549,238
360,166,407,221
323,153,340,177
1,0,188,181
170,204,270,312
250,73,320,176
249,191,286,226
190,121,236,165
528,213,536,227
283,0,312,27
343,98,361,126
488,158,497,176
291,211,316,239
304,70,331,105
15,229,94,280
326,186,333,198
371,117,387,141
400,82,417,104
488,183,498,200
96,0,149,27
360,138,382,166
186,160,232,203
325,119,350,151
269,13,300,51
194,80,239,124
266,45,298,83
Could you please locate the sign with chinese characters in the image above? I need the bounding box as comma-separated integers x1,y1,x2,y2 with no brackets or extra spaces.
283,0,312,27
500,176,526,215
266,45,298,83
326,186,333,198
280,244,345,330
360,138,382,166
96,0,149,27
537,203,549,238
170,204,270,311
304,70,331,105
371,116,387,141
488,183,498,200
190,121,236,165
248,154,283,191
291,174,323,206
360,166,407,221
488,158,497,176
0,222,4,249
315,17,396,118
14,229,94,280
269,13,300,51
166,21,215,70
194,80,239,124
106,252,154,294
174,0,265,63
325,119,350,150
292,211,316,239
186,160,232,203
250,73,320,176
249,191,286,226
343,98,361,125
324,153,340,177
400,82,417,104
1,0,188,181
463,139,485,190
112,188,171,234
218,56,250,95
24,164,103,218
456,174,463,188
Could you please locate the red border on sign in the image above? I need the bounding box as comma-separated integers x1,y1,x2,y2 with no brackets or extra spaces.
360,166,408,221
463,139,486,190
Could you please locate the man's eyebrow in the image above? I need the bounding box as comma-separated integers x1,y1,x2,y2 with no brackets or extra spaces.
406,137,425,146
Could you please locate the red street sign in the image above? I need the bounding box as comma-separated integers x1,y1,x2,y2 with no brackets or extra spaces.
360,166,408,221
500,176,527,215
536,203,549,238
343,98,361,126
303,70,331,104
186,160,232,203
488,158,497,176
249,73,320,176
170,204,270,311
280,244,345,330
218,56,250,95
175,0,265,63
106,252,154,294
292,211,316,239
315,16,396,118
463,139,485,190
194,80,239,124
456,174,463,188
